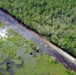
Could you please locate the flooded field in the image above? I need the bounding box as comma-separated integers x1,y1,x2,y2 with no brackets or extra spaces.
0,23,40,75
0,10,76,75
0,22,74,75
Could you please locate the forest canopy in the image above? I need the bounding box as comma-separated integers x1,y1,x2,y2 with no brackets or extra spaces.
0,0,76,56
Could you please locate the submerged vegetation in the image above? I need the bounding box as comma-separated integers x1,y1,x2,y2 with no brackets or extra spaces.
0,23,37,74
0,23,75,75
0,0,76,56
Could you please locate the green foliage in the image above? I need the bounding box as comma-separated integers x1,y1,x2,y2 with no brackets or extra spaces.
0,0,76,56
0,28,38,74
0,27,75,75
0,22,3,27
0,1,76,74
15,53,76,75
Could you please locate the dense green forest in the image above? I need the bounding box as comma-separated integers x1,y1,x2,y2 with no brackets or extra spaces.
0,0,76,56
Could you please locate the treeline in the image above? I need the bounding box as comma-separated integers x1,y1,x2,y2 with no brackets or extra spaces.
0,0,76,56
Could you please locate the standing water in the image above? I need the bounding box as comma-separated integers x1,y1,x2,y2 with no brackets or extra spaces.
0,9,76,75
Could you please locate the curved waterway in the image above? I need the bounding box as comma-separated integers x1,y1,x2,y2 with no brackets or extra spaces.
0,9,76,73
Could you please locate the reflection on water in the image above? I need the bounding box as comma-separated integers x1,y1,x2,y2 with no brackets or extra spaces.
0,27,8,40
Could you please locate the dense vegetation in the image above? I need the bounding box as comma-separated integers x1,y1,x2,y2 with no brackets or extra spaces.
0,26,37,74
15,53,76,75
0,23,75,75
0,0,76,56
